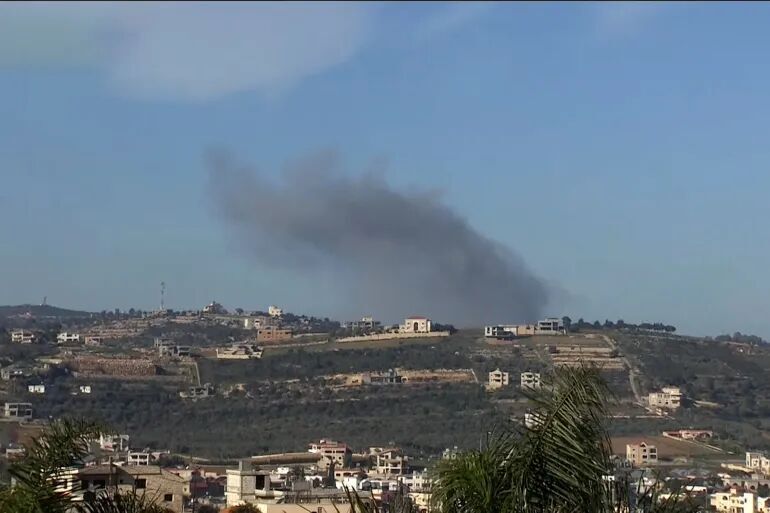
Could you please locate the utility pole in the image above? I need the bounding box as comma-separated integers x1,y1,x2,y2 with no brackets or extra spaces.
160,282,166,312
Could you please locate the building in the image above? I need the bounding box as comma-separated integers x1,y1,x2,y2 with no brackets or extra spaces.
99,433,130,452
626,442,658,467
268,305,283,318
524,412,544,429
370,447,409,476
344,316,382,331
711,489,758,513
746,452,770,475
1,366,28,380
27,384,45,394
225,460,272,506
368,369,403,385
180,383,215,399
308,439,353,469
127,451,152,466
256,326,292,343
648,387,682,409
484,325,518,339
400,316,432,334
11,330,35,344
203,301,227,315
488,369,510,390
536,318,566,335
79,385,92,394
520,372,541,390
76,464,185,513
56,332,81,344
3,402,32,420
217,343,264,359
84,336,103,346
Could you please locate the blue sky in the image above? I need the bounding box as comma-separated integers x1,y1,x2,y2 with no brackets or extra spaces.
1,2,769,337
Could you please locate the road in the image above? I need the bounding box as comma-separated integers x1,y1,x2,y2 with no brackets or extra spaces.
601,334,642,403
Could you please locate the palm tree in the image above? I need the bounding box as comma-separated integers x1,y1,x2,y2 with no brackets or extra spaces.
431,366,698,513
0,418,171,513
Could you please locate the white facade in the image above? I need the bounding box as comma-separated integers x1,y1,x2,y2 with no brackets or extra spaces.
27,384,45,394
4,402,32,419
711,490,758,513
268,305,283,318
536,318,565,335
11,330,35,344
79,385,92,394
370,448,408,476
488,369,510,389
56,332,81,344
216,344,263,359
401,317,432,334
524,412,544,429
127,451,151,466
99,433,130,452
484,325,518,338
521,372,541,390
648,387,682,409
626,442,658,467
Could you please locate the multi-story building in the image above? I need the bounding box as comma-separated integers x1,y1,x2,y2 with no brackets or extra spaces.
400,316,432,334
203,301,226,315
484,325,519,339
3,402,32,420
127,451,152,466
99,433,130,452
256,326,292,343
27,384,45,394
56,332,81,344
488,369,510,389
268,305,283,318
626,442,658,467
520,372,541,390
648,387,682,409
76,464,185,513
369,447,409,476
11,330,35,344
344,316,382,331
308,439,353,469
711,489,758,513
746,452,770,475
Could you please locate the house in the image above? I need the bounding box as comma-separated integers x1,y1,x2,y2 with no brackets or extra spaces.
256,326,292,343
626,442,658,467
203,301,227,315
268,305,283,318
369,447,409,476
3,402,32,420
488,369,510,390
79,385,92,394
746,452,770,475
484,325,518,339
711,489,758,513
216,344,263,359
368,369,403,385
308,439,353,469
180,383,215,399
344,316,382,331
76,464,185,513
1,365,28,381
27,384,45,394
99,433,130,452
11,330,35,344
56,332,81,344
127,451,152,466
84,336,103,346
400,316,432,334
648,387,682,409
520,372,541,390
524,412,544,429
536,318,566,335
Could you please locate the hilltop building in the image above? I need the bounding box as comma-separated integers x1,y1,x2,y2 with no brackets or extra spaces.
520,372,541,390
268,305,283,318
488,369,509,390
626,442,658,467
400,316,432,334
11,330,35,344
648,387,682,409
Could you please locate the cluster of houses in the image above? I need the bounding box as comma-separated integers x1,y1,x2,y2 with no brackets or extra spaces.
486,370,542,391
484,318,567,340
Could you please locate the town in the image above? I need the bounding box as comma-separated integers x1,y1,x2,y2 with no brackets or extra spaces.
1,302,770,512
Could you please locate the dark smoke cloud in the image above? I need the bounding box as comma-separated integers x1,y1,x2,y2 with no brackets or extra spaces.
207,150,549,326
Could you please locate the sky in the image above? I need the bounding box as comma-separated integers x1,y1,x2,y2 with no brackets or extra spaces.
1,1,770,337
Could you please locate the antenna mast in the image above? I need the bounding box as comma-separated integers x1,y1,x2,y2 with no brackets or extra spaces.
160,282,166,311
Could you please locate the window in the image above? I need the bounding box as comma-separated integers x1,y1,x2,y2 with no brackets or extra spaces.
163,494,173,502
135,479,146,489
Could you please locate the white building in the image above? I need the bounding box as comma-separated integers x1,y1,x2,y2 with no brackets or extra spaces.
11,330,35,344
746,452,770,475
99,433,130,452
711,489,758,513
27,384,45,394
400,316,432,334
536,318,565,335
79,385,92,394
484,325,518,338
268,305,283,318
521,372,541,390
216,344,263,359
488,369,510,390
648,386,682,409
127,451,151,466
370,447,409,476
4,402,32,420
56,332,81,344
84,336,103,346
524,412,544,429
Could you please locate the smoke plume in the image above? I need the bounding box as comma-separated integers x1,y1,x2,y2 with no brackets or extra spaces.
208,150,549,326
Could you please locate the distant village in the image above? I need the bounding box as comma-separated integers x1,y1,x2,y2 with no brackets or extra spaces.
0,302,768,512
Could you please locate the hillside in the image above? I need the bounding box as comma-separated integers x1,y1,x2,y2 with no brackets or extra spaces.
0,304,93,319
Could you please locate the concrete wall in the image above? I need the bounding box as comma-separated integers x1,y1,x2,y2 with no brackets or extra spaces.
336,331,449,343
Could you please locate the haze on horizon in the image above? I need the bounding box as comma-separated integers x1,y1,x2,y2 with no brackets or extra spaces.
1,2,770,337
